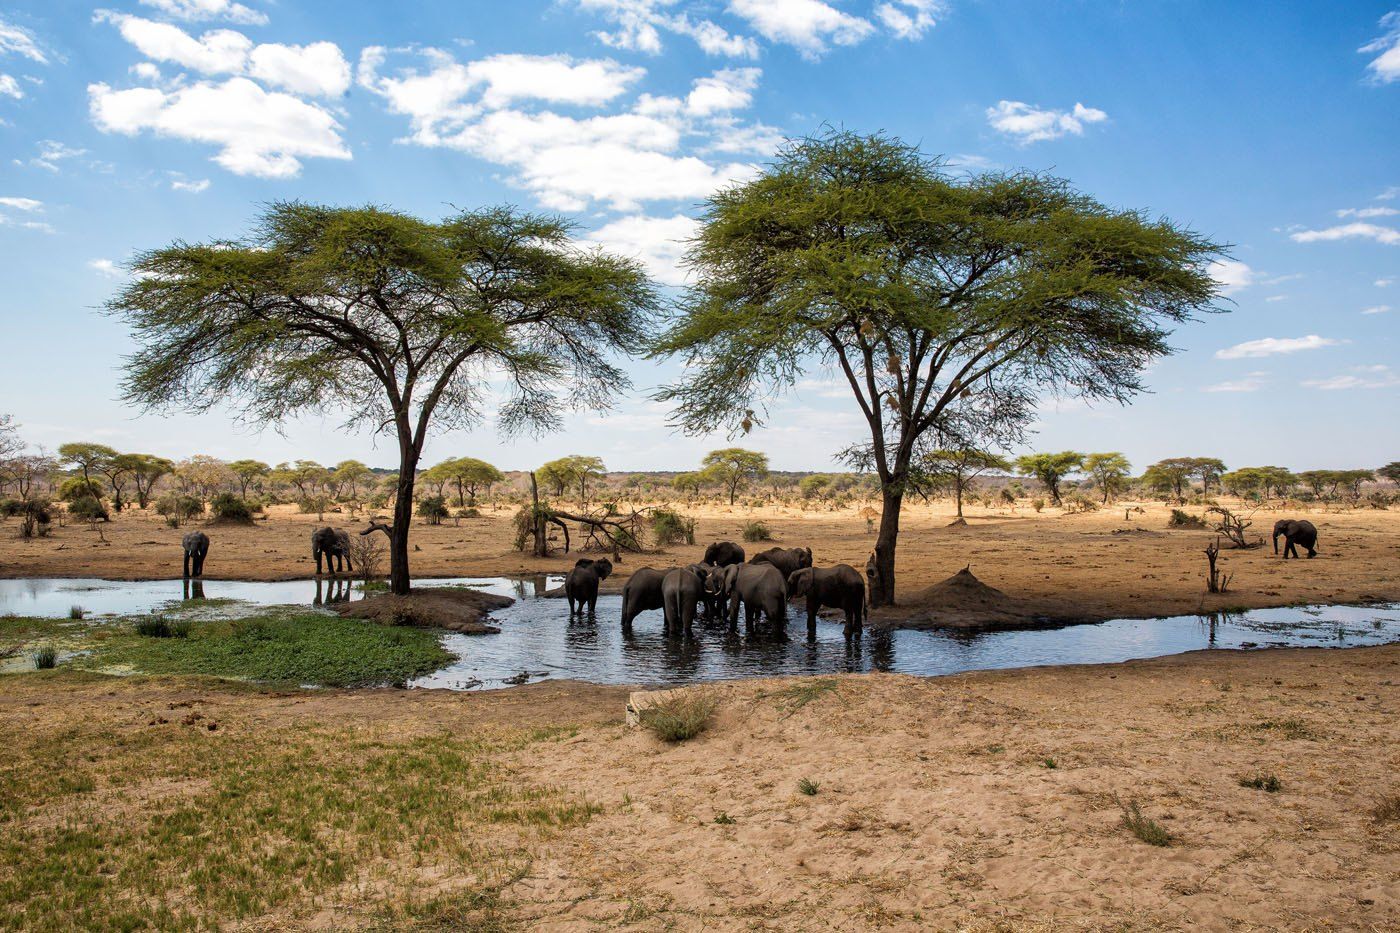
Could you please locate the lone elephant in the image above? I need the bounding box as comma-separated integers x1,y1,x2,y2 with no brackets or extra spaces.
722,562,788,638
788,565,866,640
564,558,613,615
312,526,353,575
182,531,209,579
703,541,746,568
620,566,669,632
749,546,813,582
662,566,706,636
1273,519,1318,559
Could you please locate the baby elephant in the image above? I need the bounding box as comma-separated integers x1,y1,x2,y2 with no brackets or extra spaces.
788,565,866,640
182,531,209,579
662,566,707,636
1273,519,1318,559
565,558,613,615
312,526,353,576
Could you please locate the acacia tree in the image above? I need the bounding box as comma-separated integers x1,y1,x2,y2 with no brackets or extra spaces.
1082,452,1132,503
112,203,655,595
538,455,606,506
1015,452,1084,505
1143,457,1198,502
919,448,1011,519
58,443,117,491
125,454,174,508
1379,462,1400,486
227,459,270,499
701,447,769,505
332,460,373,500
653,131,1222,606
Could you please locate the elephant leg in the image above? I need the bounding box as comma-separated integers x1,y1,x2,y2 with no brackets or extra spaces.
314,551,323,575
183,552,191,579
807,598,818,642
195,552,205,577
682,600,695,637
728,590,741,629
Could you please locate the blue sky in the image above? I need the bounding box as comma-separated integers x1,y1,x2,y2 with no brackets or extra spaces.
1,0,1396,474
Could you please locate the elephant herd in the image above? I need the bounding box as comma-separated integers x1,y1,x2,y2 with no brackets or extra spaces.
180,526,356,578
565,542,867,641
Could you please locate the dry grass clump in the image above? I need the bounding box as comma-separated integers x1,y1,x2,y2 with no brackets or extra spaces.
1239,772,1282,792
1370,794,1400,825
1118,798,1173,847
638,693,717,743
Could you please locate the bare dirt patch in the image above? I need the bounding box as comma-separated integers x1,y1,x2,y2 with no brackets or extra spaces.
335,586,512,633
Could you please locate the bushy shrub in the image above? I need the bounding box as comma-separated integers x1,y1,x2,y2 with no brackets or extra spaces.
210,493,256,524
458,506,480,519
57,477,105,503
650,508,696,546
1030,498,1045,513
67,495,109,523
17,498,52,538
639,693,717,742
741,520,773,542
31,644,57,670
1168,509,1207,529
0,498,23,517
298,495,331,516
1062,496,1100,514
416,495,449,525
134,616,173,638
155,494,204,528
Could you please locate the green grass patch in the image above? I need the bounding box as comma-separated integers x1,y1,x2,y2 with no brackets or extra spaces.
77,610,454,687
797,777,819,796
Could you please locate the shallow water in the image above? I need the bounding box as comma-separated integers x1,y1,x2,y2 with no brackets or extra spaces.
4,575,1397,691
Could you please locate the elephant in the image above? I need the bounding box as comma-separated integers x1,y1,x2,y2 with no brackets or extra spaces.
683,562,722,620
703,541,746,567
312,526,353,575
788,565,866,640
662,567,706,636
749,546,813,582
722,562,789,638
620,566,669,632
181,531,209,579
1273,519,1318,559
564,558,613,615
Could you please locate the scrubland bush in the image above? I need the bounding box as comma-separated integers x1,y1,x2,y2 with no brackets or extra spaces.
1169,509,1207,529
650,508,696,546
639,693,717,742
741,520,773,542
156,494,204,528
57,477,105,503
416,495,449,525
210,493,256,524
1030,498,1045,513
68,496,109,523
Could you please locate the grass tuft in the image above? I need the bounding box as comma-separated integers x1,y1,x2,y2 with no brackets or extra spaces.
1042,757,1058,769
1238,773,1281,792
30,643,57,670
1119,798,1172,847
68,605,85,620
797,777,819,796
134,616,173,638
1371,794,1400,825
638,693,717,743
713,811,735,825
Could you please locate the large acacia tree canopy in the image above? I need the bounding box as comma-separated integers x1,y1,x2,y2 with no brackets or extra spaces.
111,203,658,439
652,131,1225,448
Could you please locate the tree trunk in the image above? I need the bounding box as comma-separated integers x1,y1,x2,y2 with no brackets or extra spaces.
389,454,418,596
870,488,902,607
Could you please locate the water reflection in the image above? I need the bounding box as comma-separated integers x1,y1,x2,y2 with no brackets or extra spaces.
312,578,353,606
183,579,205,601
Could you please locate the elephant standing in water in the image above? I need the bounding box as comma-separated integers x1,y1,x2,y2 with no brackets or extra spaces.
662,566,706,636
312,527,353,575
788,564,866,640
564,558,613,615
182,531,209,579
722,562,789,638
749,546,813,581
620,567,668,632
1273,519,1318,559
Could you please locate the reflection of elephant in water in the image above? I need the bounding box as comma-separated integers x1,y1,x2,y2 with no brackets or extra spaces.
312,527,353,575
621,567,668,632
313,577,352,605
565,558,613,615
1273,519,1318,559
182,578,205,601
662,566,707,636
182,531,209,578
703,541,746,567
722,562,788,638
749,546,813,582
788,565,866,640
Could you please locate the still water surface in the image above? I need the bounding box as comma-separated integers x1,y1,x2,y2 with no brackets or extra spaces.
3,575,1397,690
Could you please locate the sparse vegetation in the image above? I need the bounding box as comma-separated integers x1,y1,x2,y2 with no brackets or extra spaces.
1119,798,1172,846
1238,773,1281,792
638,693,717,743
1169,508,1207,529
68,605,84,620
741,520,773,542
649,508,696,546
797,777,820,796
1371,794,1400,825
30,643,57,669
210,492,257,524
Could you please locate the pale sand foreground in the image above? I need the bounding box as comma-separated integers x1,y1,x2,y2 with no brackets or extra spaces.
3,646,1396,930
2,499,1399,622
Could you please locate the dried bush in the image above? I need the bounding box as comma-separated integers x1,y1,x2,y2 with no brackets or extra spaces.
348,533,385,583
1169,509,1207,529
639,693,717,743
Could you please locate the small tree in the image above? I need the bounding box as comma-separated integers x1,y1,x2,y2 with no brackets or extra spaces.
538,455,606,506
1015,452,1084,505
920,449,1011,519
1191,457,1227,495
427,456,504,506
332,460,373,501
1083,452,1132,504
701,448,769,506
58,443,117,491
1379,462,1400,486
227,459,271,499
118,453,174,509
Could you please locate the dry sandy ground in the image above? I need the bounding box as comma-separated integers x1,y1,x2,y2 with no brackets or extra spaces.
3,646,1397,930
2,499,1398,622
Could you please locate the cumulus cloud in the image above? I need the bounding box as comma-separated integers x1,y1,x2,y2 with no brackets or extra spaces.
1337,206,1399,218
585,213,698,286
986,100,1108,143
1302,364,1400,391
1215,335,1343,360
576,1,760,58
1208,259,1255,294
139,0,268,26
89,258,123,278
1203,372,1268,393
0,16,47,64
89,77,350,178
728,0,875,59
1360,11,1400,84
876,0,944,40
1290,222,1400,246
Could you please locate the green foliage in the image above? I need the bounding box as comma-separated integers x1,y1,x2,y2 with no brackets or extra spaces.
649,508,695,546
1169,509,1207,529
85,610,453,687
638,693,717,743
155,493,204,526
1030,497,1045,512
1221,465,1297,499
712,811,736,825
919,448,1012,515
57,477,105,503
741,520,773,542
422,457,505,506
416,495,450,525
537,455,607,503
1082,452,1132,502
30,643,57,669
797,778,820,796
210,493,256,524
67,495,109,523
1015,452,1084,504
700,448,769,505
134,616,174,638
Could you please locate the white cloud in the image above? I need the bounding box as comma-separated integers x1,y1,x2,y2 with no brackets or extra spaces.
89,258,123,278
1361,304,1391,315
26,139,86,172
575,1,760,58
170,175,210,192
1360,11,1400,84
1264,295,1288,303
139,0,268,26
986,100,1108,143
0,16,47,64
682,67,760,115
1208,258,1255,294
1302,365,1400,391
1204,372,1268,393
1378,186,1400,201
0,196,41,211
876,0,943,40
1215,335,1343,359
728,0,875,59
0,73,22,99
1337,206,1399,219
89,77,350,178
465,53,644,108
586,213,698,286
0,197,52,232
1377,278,1395,287
1290,222,1400,246
247,41,351,97
130,61,162,81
